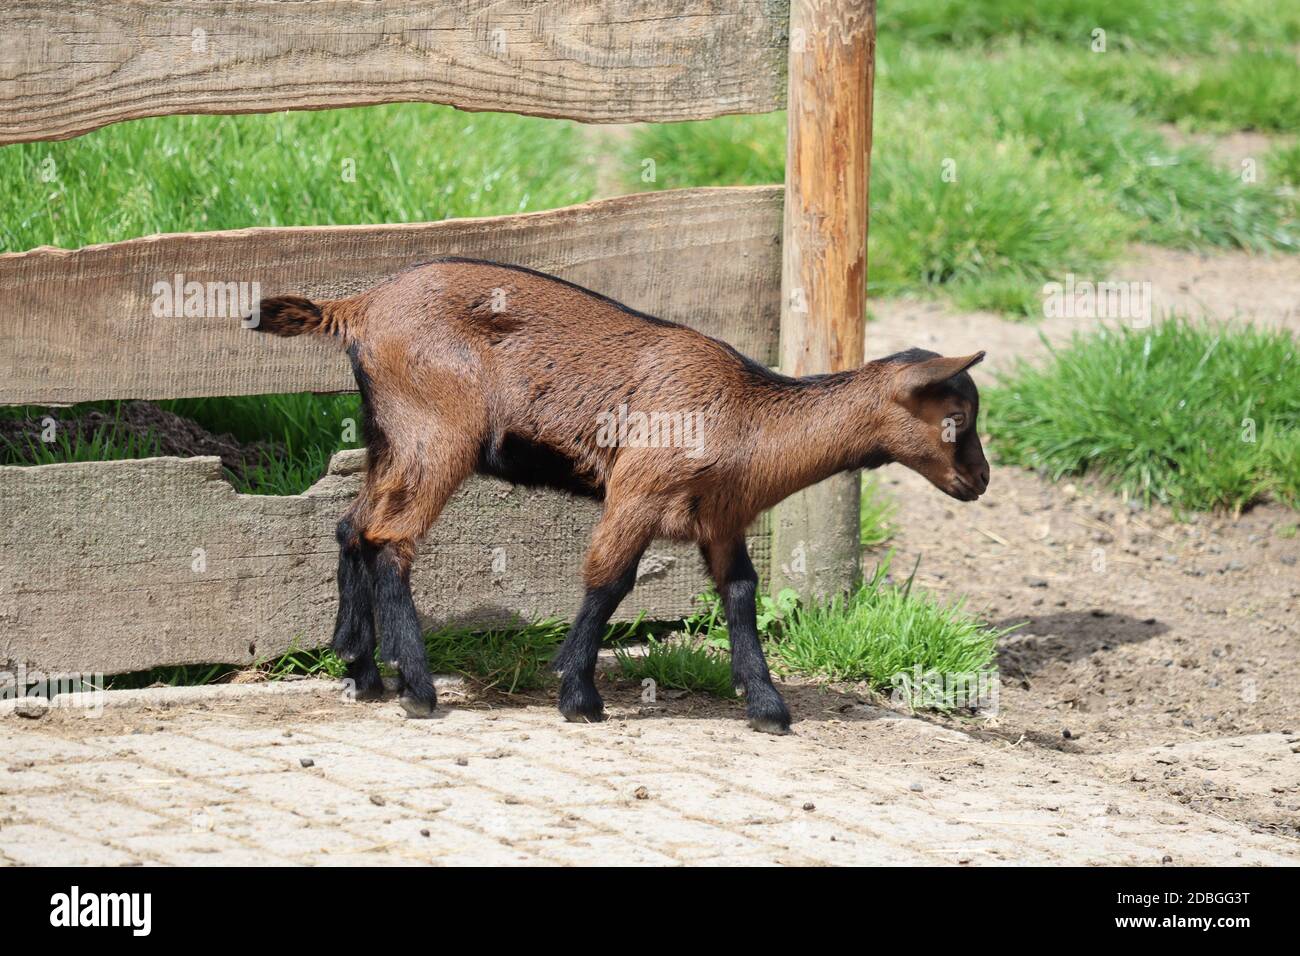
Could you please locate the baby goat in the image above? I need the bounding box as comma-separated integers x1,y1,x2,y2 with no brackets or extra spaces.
246,258,989,733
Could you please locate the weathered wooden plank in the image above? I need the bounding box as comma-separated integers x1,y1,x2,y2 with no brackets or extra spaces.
0,0,788,144
0,451,770,676
0,186,783,405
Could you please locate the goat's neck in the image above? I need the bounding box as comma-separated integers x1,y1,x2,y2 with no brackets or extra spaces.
747,365,892,503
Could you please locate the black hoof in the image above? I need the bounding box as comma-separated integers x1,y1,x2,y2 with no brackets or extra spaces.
558,677,604,724
399,691,437,719
745,684,791,735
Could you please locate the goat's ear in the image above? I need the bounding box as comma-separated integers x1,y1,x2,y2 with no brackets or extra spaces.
896,352,986,393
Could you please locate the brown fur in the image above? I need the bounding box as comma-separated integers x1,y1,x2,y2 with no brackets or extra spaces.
247,257,989,727
253,258,988,583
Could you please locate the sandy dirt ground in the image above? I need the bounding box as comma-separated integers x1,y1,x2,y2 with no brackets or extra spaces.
2,677,1296,866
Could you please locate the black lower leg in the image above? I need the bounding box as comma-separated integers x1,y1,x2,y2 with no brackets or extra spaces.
331,518,383,700
363,540,436,718
718,540,790,734
552,562,638,723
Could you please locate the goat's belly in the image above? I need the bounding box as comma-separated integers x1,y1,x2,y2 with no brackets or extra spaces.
476,431,605,500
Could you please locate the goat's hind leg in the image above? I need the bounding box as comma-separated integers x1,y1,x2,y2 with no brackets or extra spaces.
357,449,477,718
553,504,653,723
360,537,434,718
331,513,384,701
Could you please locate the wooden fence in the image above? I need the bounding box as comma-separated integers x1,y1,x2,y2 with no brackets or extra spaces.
0,0,876,676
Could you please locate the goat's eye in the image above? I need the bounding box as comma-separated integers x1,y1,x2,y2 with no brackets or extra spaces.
948,412,966,429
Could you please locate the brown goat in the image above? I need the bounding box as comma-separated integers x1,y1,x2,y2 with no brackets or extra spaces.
246,258,989,733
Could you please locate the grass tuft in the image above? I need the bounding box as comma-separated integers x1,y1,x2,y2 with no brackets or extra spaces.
614,636,737,699
767,556,1006,698
421,620,566,694
1065,50,1300,133
985,320,1300,512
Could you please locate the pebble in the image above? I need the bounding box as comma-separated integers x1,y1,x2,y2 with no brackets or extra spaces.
13,697,49,719
299,758,315,768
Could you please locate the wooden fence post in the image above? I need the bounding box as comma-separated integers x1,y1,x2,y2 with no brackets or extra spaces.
771,0,876,601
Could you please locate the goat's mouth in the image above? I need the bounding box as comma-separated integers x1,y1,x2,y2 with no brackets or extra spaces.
945,474,982,501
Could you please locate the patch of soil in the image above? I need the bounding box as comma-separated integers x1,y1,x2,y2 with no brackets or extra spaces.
863,253,1300,834
0,401,282,482
1160,123,1296,185
863,460,1299,832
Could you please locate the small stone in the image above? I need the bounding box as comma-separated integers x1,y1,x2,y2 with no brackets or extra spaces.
455,757,469,766
1161,854,1173,864
1025,577,1049,588
909,782,924,793
802,802,816,812
633,786,650,800
299,758,315,768
420,829,430,838
369,794,386,807
1062,728,1074,740
12,697,49,719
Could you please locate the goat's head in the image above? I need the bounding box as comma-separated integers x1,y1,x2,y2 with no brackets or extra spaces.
879,349,990,501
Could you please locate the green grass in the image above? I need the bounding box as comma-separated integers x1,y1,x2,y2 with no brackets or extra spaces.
623,40,1297,315
614,636,737,699
985,320,1300,513
616,555,1005,708
767,557,1006,703
106,663,240,691
1065,50,1300,133
0,104,593,251
0,394,362,494
163,393,364,494
878,0,1300,52
0,405,163,466
1270,141,1300,187
420,620,567,694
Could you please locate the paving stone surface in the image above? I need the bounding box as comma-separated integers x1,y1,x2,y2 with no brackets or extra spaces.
2,684,1296,866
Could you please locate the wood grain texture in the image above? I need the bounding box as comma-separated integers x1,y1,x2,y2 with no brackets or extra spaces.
0,186,784,405
771,0,875,600
0,450,770,676
0,0,789,144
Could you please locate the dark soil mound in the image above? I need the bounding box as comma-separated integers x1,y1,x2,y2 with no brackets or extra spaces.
0,401,283,482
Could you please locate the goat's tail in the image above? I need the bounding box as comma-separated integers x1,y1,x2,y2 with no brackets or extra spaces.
244,295,346,338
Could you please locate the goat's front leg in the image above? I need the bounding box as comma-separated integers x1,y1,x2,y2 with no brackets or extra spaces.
704,537,791,734
332,515,383,700
552,505,652,723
